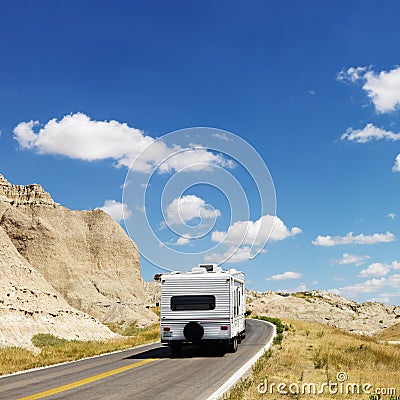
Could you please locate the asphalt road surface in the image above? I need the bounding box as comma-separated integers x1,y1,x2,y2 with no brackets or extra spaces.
0,319,274,400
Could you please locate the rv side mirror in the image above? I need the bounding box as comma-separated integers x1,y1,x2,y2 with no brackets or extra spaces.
245,310,251,317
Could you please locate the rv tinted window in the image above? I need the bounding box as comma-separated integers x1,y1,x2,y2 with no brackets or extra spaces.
171,295,216,311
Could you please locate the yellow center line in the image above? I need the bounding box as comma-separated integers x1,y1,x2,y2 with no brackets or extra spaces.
18,358,159,400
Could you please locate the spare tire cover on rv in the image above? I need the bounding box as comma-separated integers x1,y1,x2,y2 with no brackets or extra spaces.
184,322,204,341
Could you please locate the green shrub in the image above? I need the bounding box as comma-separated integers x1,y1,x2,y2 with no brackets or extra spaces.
252,349,272,374
273,332,284,345
223,377,252,400
31,334,69,348
254,315,288,335
313,347,328,369
105,321,140,336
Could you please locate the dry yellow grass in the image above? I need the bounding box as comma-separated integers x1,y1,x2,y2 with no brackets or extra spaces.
226,318,400,400
377,322,400,341
0,323,159,376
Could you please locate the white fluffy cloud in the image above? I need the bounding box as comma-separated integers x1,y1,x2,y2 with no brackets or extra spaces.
205,215,300,265
312,231,395,246
334,277,386,296
393,154,400,172
370,292,400,304
166,195,221,226
13,113,154,166
340,124,400,172
266,271,302,281
173,236,191,246
388,274,400,288
357,262,391,278
157,147,234,174
13,113,233,173
341,123,400,143
357,260,400,278
363,67,400,113
99,199,132,222
392,260,400,270
337,66,367,83
336,253,371,266
333,273,400,298
211,215,302,246
212,132,230,141
338,66,400,113
204,246,256,263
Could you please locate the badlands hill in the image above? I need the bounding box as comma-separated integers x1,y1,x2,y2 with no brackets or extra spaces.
248,290,400,336
0,174,156,349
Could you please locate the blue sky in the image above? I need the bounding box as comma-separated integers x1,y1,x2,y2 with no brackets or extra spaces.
1,0,400,304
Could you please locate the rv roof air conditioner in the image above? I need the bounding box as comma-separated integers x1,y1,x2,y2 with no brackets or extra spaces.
191,264,222,273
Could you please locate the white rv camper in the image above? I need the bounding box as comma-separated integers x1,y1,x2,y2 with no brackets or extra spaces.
160,264,246,354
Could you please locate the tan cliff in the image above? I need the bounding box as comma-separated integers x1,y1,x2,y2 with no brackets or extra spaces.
0,174,157,349
0,224,119,349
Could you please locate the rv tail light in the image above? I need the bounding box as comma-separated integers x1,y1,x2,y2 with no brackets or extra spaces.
163,327,171,332
221,326,228,330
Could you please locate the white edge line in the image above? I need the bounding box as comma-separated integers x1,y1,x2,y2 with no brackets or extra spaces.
0,340,160,380
206,319,276,400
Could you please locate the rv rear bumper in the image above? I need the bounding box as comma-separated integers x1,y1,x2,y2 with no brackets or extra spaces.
162,338,230,345
162,328,246,345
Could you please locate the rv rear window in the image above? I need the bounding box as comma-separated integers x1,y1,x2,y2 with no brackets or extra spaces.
170,295,216,311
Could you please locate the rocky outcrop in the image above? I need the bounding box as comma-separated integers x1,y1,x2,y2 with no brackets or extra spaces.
144,281,161,306
0,174,157,349
0,175,55,206
248,290,400,336
0,224,119,350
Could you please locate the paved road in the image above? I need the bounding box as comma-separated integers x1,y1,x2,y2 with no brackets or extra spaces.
0,319,273,400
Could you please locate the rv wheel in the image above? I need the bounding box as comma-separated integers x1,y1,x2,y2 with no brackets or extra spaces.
228,337,238,353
